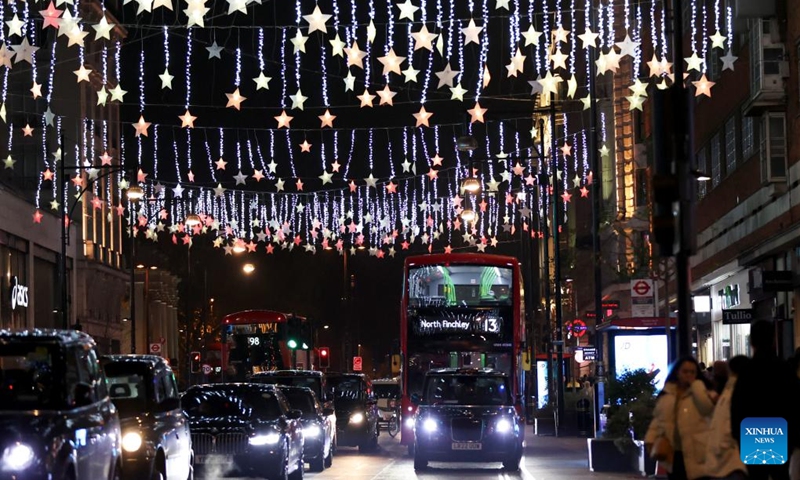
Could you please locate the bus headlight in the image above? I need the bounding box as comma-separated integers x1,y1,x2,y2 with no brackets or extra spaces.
1,443,34,471
423,418,438,433
122,432,143,452
349,413,364,424
496,418,512,434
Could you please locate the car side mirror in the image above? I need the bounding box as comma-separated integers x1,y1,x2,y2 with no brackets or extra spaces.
73,382,94,408
286,409,303,420
160,397,181,412
322,407,335,416
410,393,421,406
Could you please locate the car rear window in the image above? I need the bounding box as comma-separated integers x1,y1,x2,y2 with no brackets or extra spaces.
0,343,64,410
182,388,283,420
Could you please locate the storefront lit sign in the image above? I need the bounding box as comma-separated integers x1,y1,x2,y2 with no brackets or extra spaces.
10,276,28,310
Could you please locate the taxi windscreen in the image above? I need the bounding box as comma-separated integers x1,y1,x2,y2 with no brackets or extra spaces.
423,375,510,406
0,343,63,410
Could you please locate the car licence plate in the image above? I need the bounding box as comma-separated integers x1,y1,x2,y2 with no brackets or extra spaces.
452,442,482,450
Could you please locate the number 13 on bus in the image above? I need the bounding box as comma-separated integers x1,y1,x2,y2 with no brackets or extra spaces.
399,253,526,446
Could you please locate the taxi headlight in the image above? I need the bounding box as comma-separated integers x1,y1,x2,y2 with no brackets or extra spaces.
349,413,364,424
496,418,512,434
423,418,438,433
122,432,143,452
1,443,34,471
303,425,322,438
405,418,414,428
249,433,281,446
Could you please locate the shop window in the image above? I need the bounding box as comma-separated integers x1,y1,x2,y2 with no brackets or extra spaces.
697,147,707,199
759,112,787,183
711,133,722,188
719,284,740,309
725,117,737,175
742,114,756,160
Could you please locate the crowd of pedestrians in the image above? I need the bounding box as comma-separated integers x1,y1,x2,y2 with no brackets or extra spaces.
644,320,800,480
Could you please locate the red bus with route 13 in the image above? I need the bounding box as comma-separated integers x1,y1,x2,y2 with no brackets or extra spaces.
400,253,525,448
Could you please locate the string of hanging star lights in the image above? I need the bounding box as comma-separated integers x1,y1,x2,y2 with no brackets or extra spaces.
3,0,730,257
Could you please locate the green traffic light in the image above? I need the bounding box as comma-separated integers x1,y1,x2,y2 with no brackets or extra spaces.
302,343,309,350
287,339,298,349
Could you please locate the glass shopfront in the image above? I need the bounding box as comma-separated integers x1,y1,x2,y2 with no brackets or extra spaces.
0,234,28,330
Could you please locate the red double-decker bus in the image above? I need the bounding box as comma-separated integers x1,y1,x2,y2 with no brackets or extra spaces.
400,253,526,447
220,310,310,381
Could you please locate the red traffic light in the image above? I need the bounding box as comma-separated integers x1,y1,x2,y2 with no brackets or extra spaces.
320,348,328,357
318,347,330,368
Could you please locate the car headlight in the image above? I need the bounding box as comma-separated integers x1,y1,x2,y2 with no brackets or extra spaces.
496,418,512,434
303,425,322,438
349,413,364,424
122,432,143,452
422,418,438,433
249,433,281,446
1,443,35,471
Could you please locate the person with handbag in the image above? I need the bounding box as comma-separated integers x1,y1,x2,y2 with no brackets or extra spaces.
706,356,749,480
646,356,717,480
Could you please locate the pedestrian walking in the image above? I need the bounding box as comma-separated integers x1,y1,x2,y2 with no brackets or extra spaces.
706,355,749,480
646,356,717,480
730,320,799,480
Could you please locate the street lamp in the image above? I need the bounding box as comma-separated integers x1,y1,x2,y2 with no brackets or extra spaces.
126,185,145,201
242,263,255,274
184,213,202,227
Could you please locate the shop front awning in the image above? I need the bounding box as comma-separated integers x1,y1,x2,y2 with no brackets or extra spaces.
596,317,677,331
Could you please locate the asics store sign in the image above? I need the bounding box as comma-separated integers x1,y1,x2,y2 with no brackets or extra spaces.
10,276,28,310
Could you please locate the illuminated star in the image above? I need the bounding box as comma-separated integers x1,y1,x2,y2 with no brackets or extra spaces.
100,152,113,165
629,78,649,97
685,52,705,72
206,41,224,59
580,186,590,197
510,47,527,75
462,19,483,45
377,48,406,76
215,157,228,170
253,71,271,90
616,34,640,58
252,170,265,182
109,84,127,102
495,0,510,9
626,95,645,111
522,24,543,46
411,25,438,51
537,71,562,96
435,64,460,89
225,88,246,110
578,28,599,49
213,183,226,197
413,106,433,127
431,154,444,166
291,29,308,54
300,140,312,152
552,25,570,43
364,173,378,188
3,155,15,169
450,84,467,101
357,89,376,107
302,5,331,34
137,169,148,183
226,0,247,15
12,38,40,64
92,17,115,40
159,69,174,89
296,179,304,191
5,14,25,37
377,85,397,106
319,170,333,185
179,110,197,128
402,65,420,83
275,178,285,191
331,160,341,172
343,71,357,91
329,35,346,57
153,0,173,10
386,181,398,194
344,41,368,69
22,124,34,137
39,2,63,30
467,102,488,123
319,110,336,128
289,89,308,110
396,0,419,21
30,82,43,99
692,74,715,97
65,24,90,47
646,54,664,77
233,171,248,185
33,210,43,224
561,191,572,202
709,30,727,50
133,116,151,137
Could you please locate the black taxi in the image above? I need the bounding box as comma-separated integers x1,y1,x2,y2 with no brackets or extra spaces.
101,355,193,480
0,329,122,479
411,368,524,471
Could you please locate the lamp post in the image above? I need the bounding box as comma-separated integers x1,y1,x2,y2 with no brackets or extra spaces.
57,130,138,330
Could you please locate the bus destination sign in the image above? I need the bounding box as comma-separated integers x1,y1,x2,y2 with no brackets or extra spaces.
412,310,504,336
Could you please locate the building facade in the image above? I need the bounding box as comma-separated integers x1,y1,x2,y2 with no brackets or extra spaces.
0,1,129,353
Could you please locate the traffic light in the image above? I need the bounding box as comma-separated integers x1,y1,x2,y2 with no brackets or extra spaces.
190,351,201,373
287,339,298,350
319,347,330,368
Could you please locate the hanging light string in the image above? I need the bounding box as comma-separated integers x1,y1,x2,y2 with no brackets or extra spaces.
0,2,8,111
596,0,603,48
650,0,657,64
726,2,733,50
660,0,668,58
137,47,145,180
185,30,193,178
385,0,395,84
475,0,490,100
446,0,455,59
691,0,697,54
235,46,242,88
280,29,288,109
320,40,330,107
634,5,642,78
294,0,302,89
568,0,576,75
701,0,707,74
422,0,441,105
530,0,540,74
364,0,374,86
605,2,613,48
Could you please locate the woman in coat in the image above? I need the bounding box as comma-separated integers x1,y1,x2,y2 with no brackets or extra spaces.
706,356,749,480
646,356,717,480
